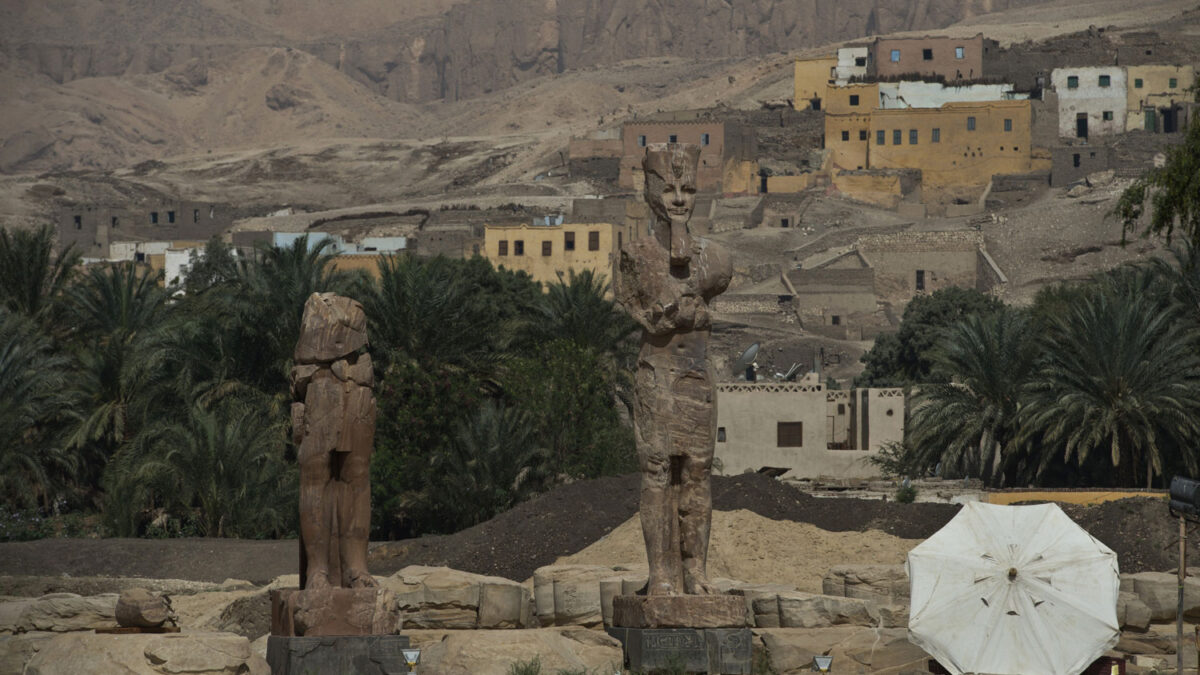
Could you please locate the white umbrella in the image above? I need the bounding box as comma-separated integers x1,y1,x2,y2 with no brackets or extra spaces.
907,501,1120,675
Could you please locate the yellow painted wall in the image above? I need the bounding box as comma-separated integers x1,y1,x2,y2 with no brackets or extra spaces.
823,83,879,171
868,100,1032,188
832,171,903,209
1125,65,1196,130
723,158,759,195
483,222,631,289
986,490,1165,506
331,255,386,278
767,174,817,193
825,83,879,114
794,57,837,110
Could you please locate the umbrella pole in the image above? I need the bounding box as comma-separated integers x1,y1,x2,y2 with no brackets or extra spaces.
1180,513,1186,675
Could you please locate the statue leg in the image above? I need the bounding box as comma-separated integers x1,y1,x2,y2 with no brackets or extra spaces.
679,449,716,594
299,446,333,590
337,448,377,588
637,362,683,595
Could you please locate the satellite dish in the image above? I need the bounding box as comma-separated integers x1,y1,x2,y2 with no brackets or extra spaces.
732,342,760,380
782,362,802,381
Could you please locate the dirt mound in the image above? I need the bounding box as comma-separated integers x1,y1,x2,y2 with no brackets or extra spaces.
556,509,921,592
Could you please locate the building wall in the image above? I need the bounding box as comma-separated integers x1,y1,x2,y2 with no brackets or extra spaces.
620,121,754,192
1125,65,1196,131
794,57,837,110
877,81,1026,109
1050,145,1115,186
871,34,989,81
1051,67,1128,138
831,171,908,209
857,231,984,305
867,100,1033,188
57,202,234,259
765,174,818,194
836,47,870,84
416,227,482,258
482,222,629,288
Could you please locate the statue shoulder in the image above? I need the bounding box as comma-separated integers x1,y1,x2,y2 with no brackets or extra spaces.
696,239,732,296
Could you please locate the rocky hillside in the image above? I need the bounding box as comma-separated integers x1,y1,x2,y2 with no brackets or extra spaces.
3,0,1056,104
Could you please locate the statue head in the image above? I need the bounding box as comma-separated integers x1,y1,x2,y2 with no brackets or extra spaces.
642,143,700,265
294,292,369,363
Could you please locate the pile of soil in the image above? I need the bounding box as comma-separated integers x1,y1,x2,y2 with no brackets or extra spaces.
0,474,1188,584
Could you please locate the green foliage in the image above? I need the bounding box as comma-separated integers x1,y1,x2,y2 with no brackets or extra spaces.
183,236,239,295
857,287,1004,386
0,224,79,325
894,485,918,503
1115,114,1200,248
867,441,924,479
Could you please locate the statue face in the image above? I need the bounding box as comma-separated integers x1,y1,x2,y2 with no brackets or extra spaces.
645,171,697,229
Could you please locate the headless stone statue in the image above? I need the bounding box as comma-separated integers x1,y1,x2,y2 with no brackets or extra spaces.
290,292,378,591
614,143,732,596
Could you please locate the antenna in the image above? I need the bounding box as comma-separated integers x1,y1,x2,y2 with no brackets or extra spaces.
782,362,802,381
732,342,760,381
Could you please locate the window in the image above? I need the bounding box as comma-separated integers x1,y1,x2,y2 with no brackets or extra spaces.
73,215,82,230
966,116,976,131
777,422,803,447
876,130,885,145
1073,153,1081,168
915,269,925,291
637,135,646,147
781,218,790,228
841,130,850,142
668,134,678,143
909,129,918,144
932,128,941,143
166,210,174,223
542,241,551,256
1067,75,1079,89
831,315,840,325
1169,78,1178,89
111,216,119,228
837,403,846,415
701,133,710,146
1135,78,1144,88
151,211,159,224
513,240,524,256
193,209,199,223
1004,118,1012,132
922,48,933,61
1098,74,1110,87
855,56,866,66
890,49,900,62
498,240,508,256
849,94,860,106
955,46,964,59
1102,110,1113,121
717,427,726,442
859,130,867,141
893,129,902,145
588,230,600,251
564,231,575,251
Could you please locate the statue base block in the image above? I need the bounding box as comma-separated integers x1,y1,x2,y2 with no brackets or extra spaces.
612,594,749,628
267,635,411,674
270,588,399,637
605,627,752,674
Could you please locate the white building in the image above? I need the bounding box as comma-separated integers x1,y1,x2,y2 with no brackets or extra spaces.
164,247,198,291
877,82,1029,109
836,46,870,84
1051,67,1128,139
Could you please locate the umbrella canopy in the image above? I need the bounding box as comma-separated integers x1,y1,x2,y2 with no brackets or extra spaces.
907,501,1120,675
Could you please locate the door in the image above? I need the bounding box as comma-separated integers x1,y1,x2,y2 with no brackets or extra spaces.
1076,113,1088,139
1163,108,1177,134
1145,109,1157,132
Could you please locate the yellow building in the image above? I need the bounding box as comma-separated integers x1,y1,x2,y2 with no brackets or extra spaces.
482,222,633,289
793,56,837,111
823,83,879,170
867,100,1033,188
1125,65,1196,132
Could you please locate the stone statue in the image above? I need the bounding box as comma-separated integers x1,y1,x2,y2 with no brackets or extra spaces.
290,292,378,592
614,143,732,596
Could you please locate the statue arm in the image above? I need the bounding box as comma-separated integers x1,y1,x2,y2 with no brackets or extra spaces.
698,242,733,301
616,247,680,336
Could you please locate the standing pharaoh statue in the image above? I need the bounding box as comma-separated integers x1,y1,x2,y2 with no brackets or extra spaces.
614,143,732,596
290,292,378,592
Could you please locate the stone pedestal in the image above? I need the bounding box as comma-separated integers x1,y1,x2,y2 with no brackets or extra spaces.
267,635,411,675
270,588,400,637
608,595,751,673
606,627,752,674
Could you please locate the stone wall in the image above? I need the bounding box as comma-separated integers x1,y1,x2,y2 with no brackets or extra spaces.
57,202,238,259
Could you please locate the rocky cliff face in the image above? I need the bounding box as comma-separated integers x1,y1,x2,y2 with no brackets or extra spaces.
3,0,1054,103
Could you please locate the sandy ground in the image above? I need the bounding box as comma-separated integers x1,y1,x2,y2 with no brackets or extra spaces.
555,509,922,593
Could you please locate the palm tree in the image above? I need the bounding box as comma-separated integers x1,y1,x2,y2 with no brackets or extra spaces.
1018,286,1200,487
527,269,638,356
0,310,75,509
64,262,169,343
0,225,79,325
906,309,1037,487
103,400,293,537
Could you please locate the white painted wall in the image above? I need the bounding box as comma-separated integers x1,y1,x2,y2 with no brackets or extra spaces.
358,236,408,252
877,82,1028,109
1051,67,1127,138
164,247,198,291
836,47,869,84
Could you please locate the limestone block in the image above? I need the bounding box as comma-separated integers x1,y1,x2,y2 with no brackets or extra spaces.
821,565,909,602
0,598,34,634
1116,632,1174,655
599,579,623,627
382,566,534,629
611,594,749,629
270,588,399,637
873,604,909,629
829,627,928,674
553,578,602,627
756,627,862,674
171,587,269,639
15,593,118,632
477,582,529,629
0,632,55,673
1118,591,1153,632
1123,572,1200,622
417,627,623,675
18,631,268,675
776,592,876,629
116,588,173,628
531,564,646,626
727,583,797,628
